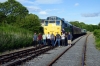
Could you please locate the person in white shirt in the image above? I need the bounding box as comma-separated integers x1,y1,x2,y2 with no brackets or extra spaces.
61,32,65,46
42,33,46,45
47,32,51,46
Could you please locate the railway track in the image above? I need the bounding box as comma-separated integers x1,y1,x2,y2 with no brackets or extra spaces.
0,45,55,66
81,34,90,66
0,35,89,66
47,34,89,66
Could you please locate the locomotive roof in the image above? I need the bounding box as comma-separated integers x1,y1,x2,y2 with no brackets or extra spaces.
65,21,72,26
46,16,73,26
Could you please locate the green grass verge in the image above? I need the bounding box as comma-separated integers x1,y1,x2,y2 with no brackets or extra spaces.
0,24,33,52
93,29,100,50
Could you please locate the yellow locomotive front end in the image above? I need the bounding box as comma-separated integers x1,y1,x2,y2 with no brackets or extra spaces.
43,17,61,36
44,23,61,36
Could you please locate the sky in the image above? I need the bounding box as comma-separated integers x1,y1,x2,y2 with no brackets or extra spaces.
0,0,100,25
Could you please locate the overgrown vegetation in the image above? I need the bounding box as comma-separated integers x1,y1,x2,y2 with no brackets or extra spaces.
93,30,100,50
70,21,100,32
70,21,100,50
0,0,100,52
0,24,33,52
0,0,43,53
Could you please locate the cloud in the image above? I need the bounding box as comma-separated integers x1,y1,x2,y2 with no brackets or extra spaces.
74,3,79,6
39,11,48,15
81,12,100,17
16,0,34,4
57,9,65,13
0,0,33,4
0,0,63,4
33,0,63,4
0,0,7,2
45,9,59,12
26,6,41,12
0,0,61,16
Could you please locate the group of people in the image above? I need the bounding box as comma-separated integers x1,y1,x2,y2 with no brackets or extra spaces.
33,31,73,47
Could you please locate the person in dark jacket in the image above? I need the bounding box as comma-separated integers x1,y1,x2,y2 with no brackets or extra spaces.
33,33,38,47
62,28,65,34
38,33,42,46
65,32,68,46
51,33,55,46
67,32,72,46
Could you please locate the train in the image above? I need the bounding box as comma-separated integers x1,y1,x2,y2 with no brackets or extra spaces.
43,16,86,39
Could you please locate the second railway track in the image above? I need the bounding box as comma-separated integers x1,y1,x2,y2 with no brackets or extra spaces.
0,34,89,66
48,34,90,66
0,45,55,66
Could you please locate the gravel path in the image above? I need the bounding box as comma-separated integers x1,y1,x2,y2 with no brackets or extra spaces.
21,46,70,66
86,34,100,66
52,35,87,66
21,37,82,66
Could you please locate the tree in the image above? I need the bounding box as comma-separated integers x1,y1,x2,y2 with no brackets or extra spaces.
0,12,6,23
20,14,41,33
98,22,100,29
0,0,29,24
70,21,84,28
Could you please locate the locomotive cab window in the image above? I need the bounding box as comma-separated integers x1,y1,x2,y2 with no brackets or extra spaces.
56,21,60,25
45,21,48,26
49,21,55,23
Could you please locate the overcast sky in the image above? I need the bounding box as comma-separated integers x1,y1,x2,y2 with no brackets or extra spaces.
0,0,100,25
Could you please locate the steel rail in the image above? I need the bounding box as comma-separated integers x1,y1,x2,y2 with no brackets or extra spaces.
81,34,90,66
0,45,47,64
47,36,84,66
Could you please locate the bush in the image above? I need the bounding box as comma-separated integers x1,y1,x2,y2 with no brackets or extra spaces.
0,24,33,52
93,29,100,38
93,29,100,50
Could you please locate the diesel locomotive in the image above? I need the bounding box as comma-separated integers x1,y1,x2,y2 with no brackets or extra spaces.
43,16,86,39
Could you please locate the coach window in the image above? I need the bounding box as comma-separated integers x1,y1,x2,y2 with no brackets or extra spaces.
56,21,60,25
65,23,67,27
45,21,48,26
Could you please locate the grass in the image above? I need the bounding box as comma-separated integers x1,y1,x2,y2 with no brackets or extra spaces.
0,24,33,52
95,37,100,50
93,29,100,50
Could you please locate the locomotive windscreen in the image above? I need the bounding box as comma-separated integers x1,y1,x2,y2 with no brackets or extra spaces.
49,21,55,23
56,21,60,25
45,21,48,26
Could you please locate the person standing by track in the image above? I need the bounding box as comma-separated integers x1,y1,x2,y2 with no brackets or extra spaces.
54,32,61,47
42,33,47,45
47,32,51,46
51,33,55,46
61,32,65,46
67,32,72,46
38,33,42,46
65,32,68,46
33,33,38,47
62,28,65,34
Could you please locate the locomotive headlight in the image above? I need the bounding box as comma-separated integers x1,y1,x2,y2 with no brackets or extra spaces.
57,28,59,29
45,28,47,30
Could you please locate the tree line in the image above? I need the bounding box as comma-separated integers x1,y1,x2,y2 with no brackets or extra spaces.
0,0,42,52
70,21,100,32
0,0,42,33
0,0,100,52
0,0,100,33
